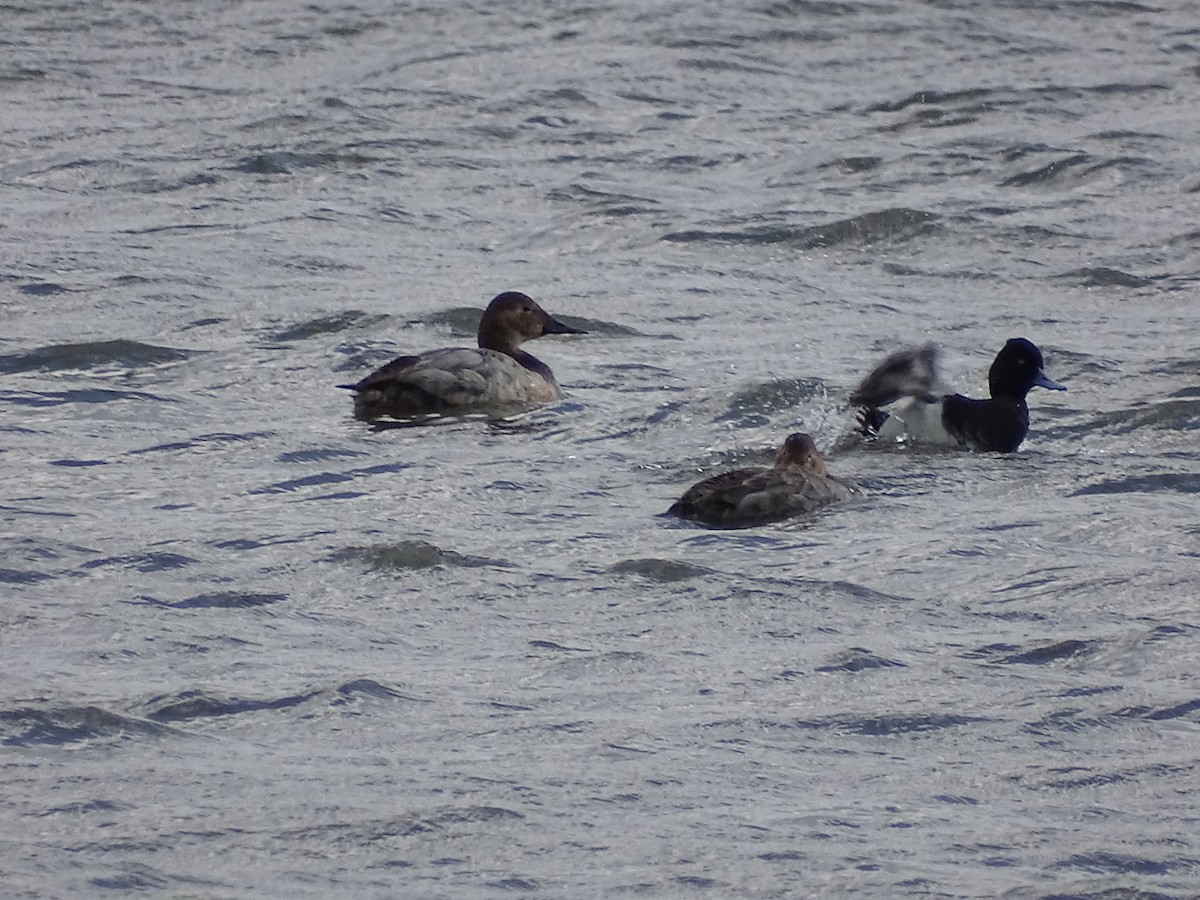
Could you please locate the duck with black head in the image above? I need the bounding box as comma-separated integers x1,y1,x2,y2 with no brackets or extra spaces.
667,433,857,528
851,337,1066,452
341,291,585,421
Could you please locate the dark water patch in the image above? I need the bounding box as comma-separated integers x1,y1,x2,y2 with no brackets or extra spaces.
135,591,287,610
1056,267,1156,288
1071,473,1200,496
609,558,714,582
529,640,591,653
276,447,369,464
1028,708,1123,736
663,208,938,249
1,387,171,407
999,640,1096,665
264,310,390,343
424,306,484,336
1043,768,1129,790
0,67,48,84
18,281,68,296
815,648,906,674
546,182,658,210
49,458,108,467
1118,697,1200,722
332,679,432,704
183,316,226,329
279,805,524,848
213,531,333,550
487,878,539,892
0,535,98,563
1150,357,1200,378
0,339,196,374
793,712,987,735
137,689,318,723
0,705,177,747
230,150,377,175
127,430,273,455
1060,685,1123,699
717,377,830,426
1053,851,1177,877
39,798,133,816
330,540,509,571
90,863,224,892
81,551,198,573
760,0,868,19
1001,153,1092,187
0,502,77,519
866,87,995,114
252,460,414,494
0,566,53,584
276,254,361,273
821,155,881,174
1042,889,1175,900
1084,398,1200,434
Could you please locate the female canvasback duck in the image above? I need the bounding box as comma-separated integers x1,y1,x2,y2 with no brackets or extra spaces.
666,433,857,528
850,337,1066,452
342,291,585,421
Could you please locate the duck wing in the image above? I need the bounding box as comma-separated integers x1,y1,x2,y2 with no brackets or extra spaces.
667,467,773,523
346,348,560,420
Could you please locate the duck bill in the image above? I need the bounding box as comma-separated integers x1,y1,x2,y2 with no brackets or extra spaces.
1033,369,1067,391
542,315,586,336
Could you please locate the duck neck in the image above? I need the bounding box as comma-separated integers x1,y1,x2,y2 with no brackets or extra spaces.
508,346,555,383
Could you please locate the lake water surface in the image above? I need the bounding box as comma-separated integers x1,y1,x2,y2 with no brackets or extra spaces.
3,1,1200,897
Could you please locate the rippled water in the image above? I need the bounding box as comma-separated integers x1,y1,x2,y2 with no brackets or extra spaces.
3,1,1200,896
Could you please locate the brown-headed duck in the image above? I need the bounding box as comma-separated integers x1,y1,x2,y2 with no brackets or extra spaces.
667,433,856,528
342,291,585,421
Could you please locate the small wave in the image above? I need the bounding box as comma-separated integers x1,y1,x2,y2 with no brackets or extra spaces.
1,388,172,408
329,540,507,571
0,704,176,747
0,567,52,584
136,689,317,723
80,551,198,573
1085,397,1200,434
1056,266,1156,288
865,86,994,114
996,639,1096,665
1072,473,1200,496
18,282,68,296
716,377,830,426
135,591,287,610
0,339,195,374
792,712,988,735
230,150,376,175
332,679,433,703
663,207,938,248
815,648,906,673
609,557,714,582
264,310,390,343
127,430,273,455
1054,850,1179,877
252,460,415,495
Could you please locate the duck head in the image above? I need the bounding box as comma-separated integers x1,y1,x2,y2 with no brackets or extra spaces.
989,338,1067,399
478,291,586,352
775,432,828,476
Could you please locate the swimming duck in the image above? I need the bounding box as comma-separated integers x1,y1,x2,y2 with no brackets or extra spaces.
666,433,856,528
850,337,1066,452
342,291,585,421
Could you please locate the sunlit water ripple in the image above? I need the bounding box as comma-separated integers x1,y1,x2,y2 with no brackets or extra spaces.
2,1,1199,897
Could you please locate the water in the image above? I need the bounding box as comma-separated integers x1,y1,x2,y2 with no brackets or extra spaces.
3,0,1200,896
